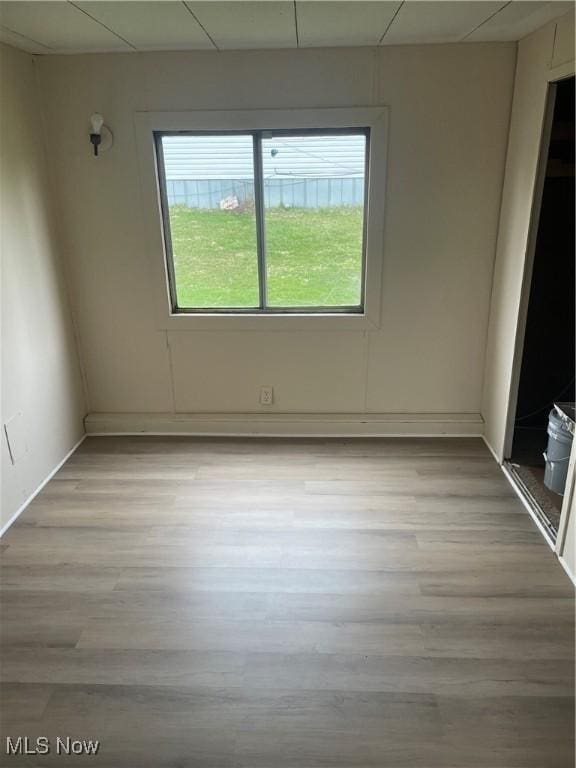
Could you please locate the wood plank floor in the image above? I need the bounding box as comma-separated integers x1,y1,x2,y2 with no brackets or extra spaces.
1,436,574,767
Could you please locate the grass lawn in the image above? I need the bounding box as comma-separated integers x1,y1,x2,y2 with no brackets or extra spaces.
168,205,364,308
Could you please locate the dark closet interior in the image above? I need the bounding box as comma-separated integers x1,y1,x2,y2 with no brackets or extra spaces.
509,76,575,538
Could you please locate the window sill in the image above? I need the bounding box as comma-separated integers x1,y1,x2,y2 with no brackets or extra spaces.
158,311,380,332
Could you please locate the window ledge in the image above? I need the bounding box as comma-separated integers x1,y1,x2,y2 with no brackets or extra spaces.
158,311,380,332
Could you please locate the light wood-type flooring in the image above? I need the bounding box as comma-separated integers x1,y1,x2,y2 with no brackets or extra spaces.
1,436,574,767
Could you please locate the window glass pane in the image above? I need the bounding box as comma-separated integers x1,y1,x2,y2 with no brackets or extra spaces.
160,135,259,309
261,133,366,308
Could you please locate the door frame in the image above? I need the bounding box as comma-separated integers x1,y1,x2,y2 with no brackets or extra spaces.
503,66,575,461
501,82,557,461
502,64,575,551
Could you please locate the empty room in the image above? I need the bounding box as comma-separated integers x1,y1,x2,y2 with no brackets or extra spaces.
1,1,575,765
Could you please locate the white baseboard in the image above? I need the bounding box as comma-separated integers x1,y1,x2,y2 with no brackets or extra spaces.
85,411,485,438
0,434,86,538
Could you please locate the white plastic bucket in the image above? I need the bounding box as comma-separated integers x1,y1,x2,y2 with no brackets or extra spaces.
543,409,573,494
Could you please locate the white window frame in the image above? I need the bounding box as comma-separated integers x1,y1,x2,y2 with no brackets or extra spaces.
135,107,388,331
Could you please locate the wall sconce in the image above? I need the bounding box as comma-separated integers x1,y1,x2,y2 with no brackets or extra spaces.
89,113,113,157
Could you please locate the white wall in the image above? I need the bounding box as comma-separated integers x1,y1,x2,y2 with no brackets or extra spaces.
36,43,516,431
558,441,576,583
482,11,575,460
560,493,575,582
0,43,86,530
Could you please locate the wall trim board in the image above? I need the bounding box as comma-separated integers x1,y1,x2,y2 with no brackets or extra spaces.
558,554,576,588
0,435,86,538
85,411,484,437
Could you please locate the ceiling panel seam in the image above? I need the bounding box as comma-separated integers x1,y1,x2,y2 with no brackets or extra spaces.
182,2,219,51
0,22,53,51
67,1,138,50
293,0,300,48
378,1,404,45
460,0,512,41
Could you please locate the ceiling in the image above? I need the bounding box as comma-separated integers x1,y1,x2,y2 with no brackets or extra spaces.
0,1,573,55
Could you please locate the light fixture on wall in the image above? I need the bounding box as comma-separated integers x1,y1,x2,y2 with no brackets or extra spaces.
89,113,113,157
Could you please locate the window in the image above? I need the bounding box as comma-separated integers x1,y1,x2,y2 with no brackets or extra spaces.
155,129,368,314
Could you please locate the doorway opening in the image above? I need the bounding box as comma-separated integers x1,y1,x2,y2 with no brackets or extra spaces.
506,76,575,542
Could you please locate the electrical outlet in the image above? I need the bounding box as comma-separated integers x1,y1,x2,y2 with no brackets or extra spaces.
260,386,274,406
